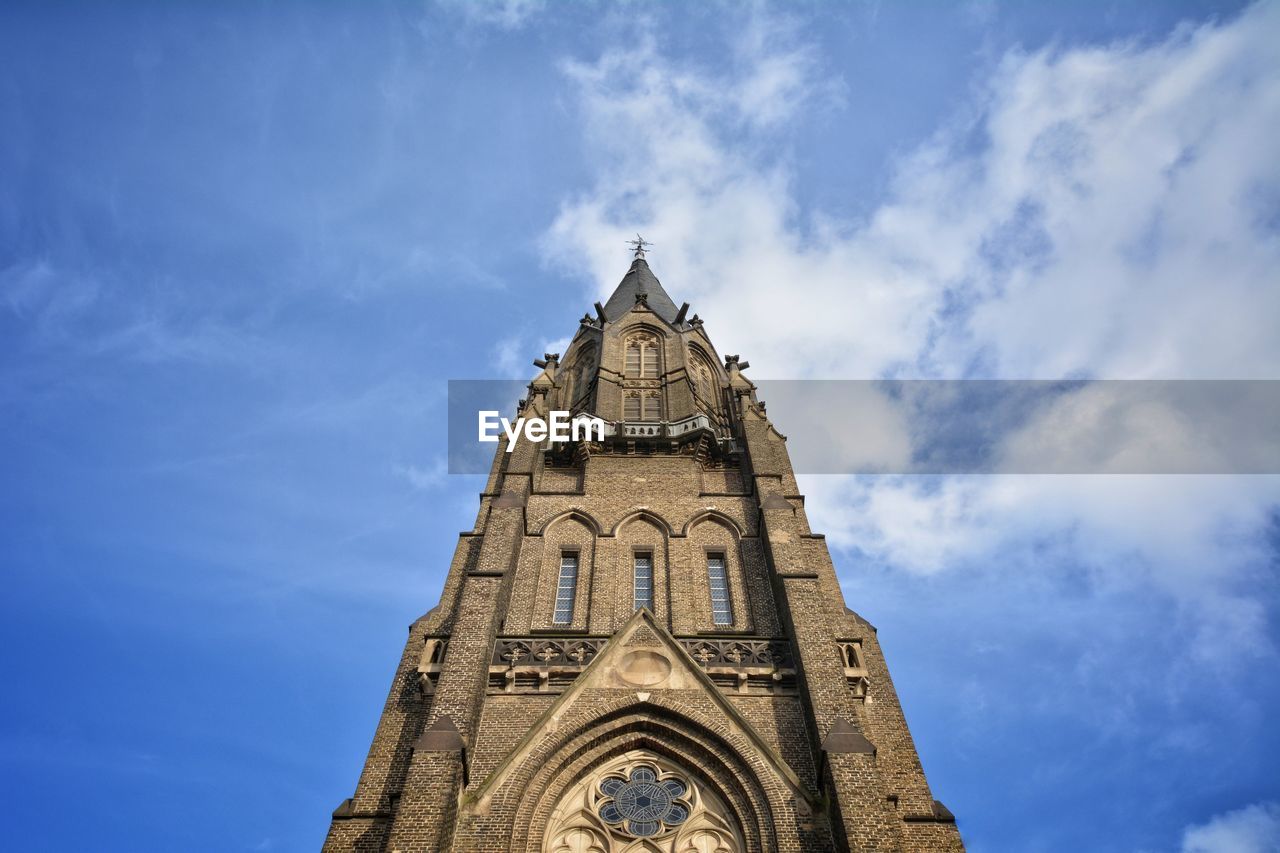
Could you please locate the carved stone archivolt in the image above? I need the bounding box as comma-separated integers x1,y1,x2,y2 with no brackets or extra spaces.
544,751,743,853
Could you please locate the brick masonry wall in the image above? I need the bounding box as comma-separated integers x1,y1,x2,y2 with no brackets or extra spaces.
325,278,963,852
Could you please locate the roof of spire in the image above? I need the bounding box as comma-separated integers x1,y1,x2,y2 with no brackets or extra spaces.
602,256,682,324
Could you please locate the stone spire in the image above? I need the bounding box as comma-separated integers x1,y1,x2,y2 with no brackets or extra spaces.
601,239,682,324
323,239,966,853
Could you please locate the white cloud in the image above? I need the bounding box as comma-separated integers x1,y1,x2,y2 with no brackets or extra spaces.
394,457,448,491
492,334,573,379
545,2,1280,664
993,381,1280,474
492,335,523,376
2,258,100,336
943,15,1280,381
803,472,1276,661
541,335,574,362
1181,801,1280,853
438,0,546,31
546,3,1280,380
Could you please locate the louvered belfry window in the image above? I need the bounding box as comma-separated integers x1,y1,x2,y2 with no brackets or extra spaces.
553,552,578,625
624,391,660,422
626,342,642,376
625,335,660,378
642,345,658,377
623,334,662,422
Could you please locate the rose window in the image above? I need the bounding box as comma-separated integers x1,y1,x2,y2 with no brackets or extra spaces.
596,764,691,838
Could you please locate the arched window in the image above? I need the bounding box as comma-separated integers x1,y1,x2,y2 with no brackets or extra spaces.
567,343,597,407
688,345,728,433
689,347,716,404
625,333,661,378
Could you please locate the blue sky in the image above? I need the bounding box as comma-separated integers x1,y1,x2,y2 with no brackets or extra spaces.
2,2,1278,851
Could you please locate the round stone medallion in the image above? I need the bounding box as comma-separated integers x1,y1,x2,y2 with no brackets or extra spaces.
616,650,672,687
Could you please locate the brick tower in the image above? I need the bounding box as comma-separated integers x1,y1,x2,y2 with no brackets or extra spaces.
324,245,963,852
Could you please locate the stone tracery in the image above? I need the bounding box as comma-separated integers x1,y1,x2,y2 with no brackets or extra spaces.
544,752,742,853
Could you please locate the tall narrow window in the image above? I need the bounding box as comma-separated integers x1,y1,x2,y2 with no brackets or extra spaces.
689,348,715,403
569,344,596,407
633,552,654,611
553,552,579,625
706,553,733,625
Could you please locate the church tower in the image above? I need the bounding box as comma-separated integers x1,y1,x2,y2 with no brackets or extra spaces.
324,245,964,852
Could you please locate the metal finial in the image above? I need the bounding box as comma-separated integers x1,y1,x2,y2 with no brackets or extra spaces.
626,234,654,259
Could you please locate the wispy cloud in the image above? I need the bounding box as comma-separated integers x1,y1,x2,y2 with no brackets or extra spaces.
490,333,574,378
492,334,524,376
2,258,101,338
546,2,1280,664
1181,801,1280,853
546,4,1280,381
538,20,1280,838
394,456,448,491
436,0,546,31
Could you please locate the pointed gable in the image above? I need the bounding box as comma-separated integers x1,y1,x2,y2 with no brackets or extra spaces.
470,609,812,811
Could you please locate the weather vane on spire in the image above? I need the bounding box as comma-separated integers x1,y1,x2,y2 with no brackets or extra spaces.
627,234,654,260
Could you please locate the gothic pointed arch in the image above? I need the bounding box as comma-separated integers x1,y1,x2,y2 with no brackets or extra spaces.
618,322,667,423
623,329,664,379
468,611,813,852
563,339,599,411
681,513,751,632
536,512,599,630
685,344,720,404
613,513,673,625
616,319,673,342
679,511,744,539
610,510,676,538
537,509,604,537
503,707,776,852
